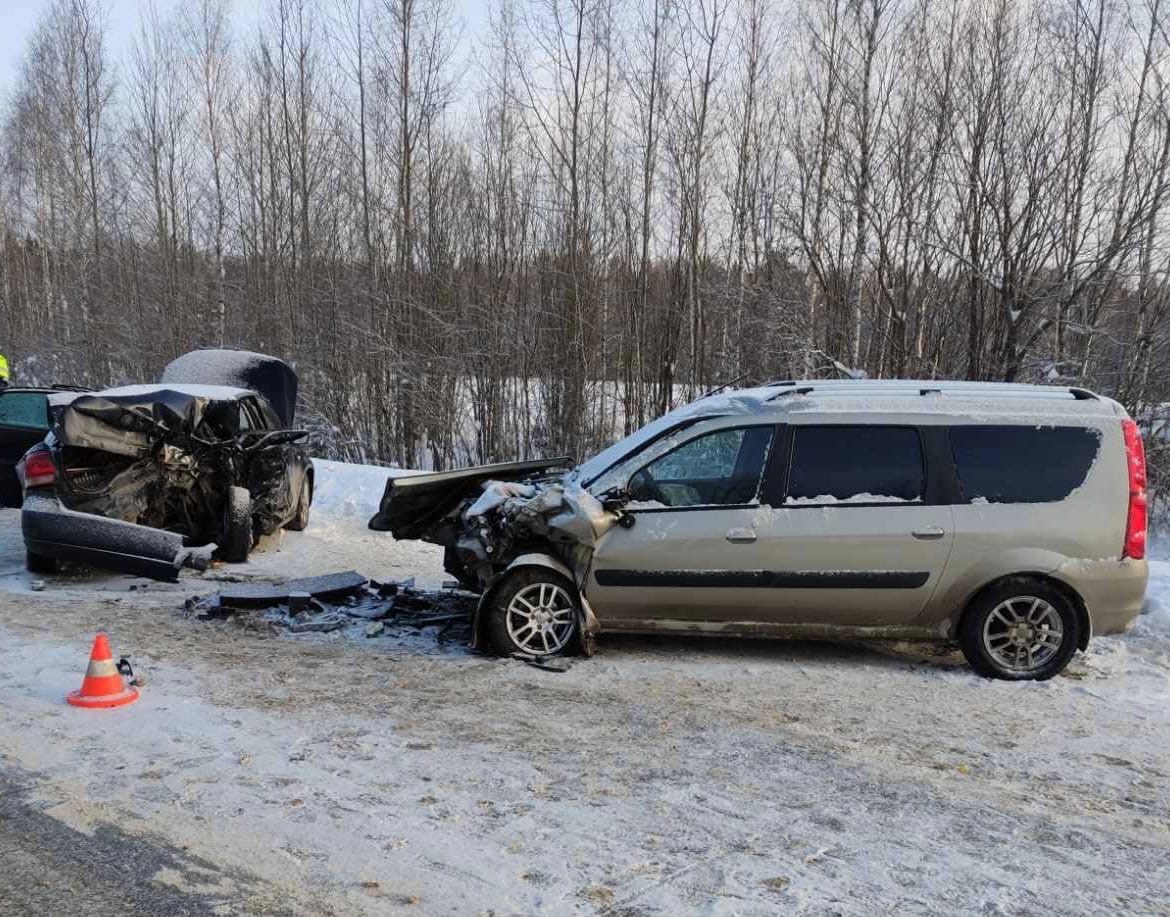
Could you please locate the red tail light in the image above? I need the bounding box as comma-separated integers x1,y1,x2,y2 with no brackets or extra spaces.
21,446,56,489
1121,419,1147,560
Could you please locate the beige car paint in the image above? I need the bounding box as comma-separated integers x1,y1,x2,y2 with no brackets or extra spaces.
577,391,1147,644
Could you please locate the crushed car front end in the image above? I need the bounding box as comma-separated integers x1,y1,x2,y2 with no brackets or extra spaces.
368,456,629,652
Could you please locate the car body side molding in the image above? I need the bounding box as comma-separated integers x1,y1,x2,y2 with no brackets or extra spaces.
593,569,931,589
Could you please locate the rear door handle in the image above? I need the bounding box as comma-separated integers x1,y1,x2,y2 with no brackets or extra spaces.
911,525,946,540
726,528,757,544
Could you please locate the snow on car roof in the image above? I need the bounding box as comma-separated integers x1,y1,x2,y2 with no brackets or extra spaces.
48,383,253,407
692,380,1124,419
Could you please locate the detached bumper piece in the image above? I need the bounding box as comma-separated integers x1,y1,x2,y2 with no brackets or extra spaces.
22,492,216,581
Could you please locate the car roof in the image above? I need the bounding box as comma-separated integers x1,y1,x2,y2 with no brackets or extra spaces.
47,383,254,407
684,379,1125,421
568,378,1125,486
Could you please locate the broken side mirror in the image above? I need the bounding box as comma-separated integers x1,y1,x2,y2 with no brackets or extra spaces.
599,487,629,513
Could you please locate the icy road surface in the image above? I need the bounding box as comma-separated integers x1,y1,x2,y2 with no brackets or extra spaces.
0,459,1167,914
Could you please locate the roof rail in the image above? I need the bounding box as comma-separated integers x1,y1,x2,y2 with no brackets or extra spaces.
767,386,814,400
752,380,1104,403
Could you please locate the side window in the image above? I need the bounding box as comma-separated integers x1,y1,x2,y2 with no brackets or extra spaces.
238,399,268,433
238,402,256,432
786,426,924,504
255,399,281,430
633,426,774,507
0,393,48,431
949,425,1100,504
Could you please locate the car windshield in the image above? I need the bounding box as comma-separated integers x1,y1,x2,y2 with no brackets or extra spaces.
572,413,712,490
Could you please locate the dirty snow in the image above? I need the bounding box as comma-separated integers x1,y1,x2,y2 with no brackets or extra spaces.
0,460,1167,913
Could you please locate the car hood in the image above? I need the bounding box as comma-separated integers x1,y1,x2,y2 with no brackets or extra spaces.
367,457,570,540
161,349,298,427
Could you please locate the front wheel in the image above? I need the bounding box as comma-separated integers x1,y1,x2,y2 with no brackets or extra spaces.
286,475,311,531
219,486,253,563
486,568,580,658
959,578,1080,681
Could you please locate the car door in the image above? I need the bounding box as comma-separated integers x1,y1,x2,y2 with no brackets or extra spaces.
242,396,301,527
0,391,51,507
587,423,785,625
758,423,955,625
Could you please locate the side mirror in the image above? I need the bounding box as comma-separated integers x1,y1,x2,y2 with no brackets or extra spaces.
599,487,629,513
627,470,656,503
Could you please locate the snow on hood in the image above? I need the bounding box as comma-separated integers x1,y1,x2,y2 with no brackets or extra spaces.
161,349,299,427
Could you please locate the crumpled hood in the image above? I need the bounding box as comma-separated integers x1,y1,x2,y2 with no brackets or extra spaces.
368,457,571,540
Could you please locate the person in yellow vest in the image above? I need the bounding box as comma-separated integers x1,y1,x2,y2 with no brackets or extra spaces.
0,353,8,387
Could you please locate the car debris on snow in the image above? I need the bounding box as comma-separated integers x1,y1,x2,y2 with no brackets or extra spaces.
214,570,369,608
185,575,479,650
367,457,613,651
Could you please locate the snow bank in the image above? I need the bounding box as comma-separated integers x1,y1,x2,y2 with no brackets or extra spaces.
310,458,422,525
1137,560,1170,637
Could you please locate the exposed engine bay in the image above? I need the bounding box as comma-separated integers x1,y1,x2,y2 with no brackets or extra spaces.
368,458,623,593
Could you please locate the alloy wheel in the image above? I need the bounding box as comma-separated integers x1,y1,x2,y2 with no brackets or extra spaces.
981,595,1065,673
505,582,576,655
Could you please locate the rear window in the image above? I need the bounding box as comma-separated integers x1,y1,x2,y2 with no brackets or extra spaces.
949,425,1100,504
786,426,924,504
0,392,48,431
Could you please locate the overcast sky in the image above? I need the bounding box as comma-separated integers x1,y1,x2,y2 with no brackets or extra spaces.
0,0,488,102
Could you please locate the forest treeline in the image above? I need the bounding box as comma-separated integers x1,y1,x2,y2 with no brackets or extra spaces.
2,0,1170,471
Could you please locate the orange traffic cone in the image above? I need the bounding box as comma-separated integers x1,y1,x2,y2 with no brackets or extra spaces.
67,634,139,708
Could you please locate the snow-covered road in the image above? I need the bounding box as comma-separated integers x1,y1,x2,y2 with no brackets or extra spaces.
0,460,1168,914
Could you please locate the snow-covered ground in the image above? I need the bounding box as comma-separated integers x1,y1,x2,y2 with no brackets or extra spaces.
0,461,1168,914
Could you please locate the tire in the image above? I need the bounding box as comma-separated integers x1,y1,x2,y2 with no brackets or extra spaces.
26,550,58,575
486,567,580,658
959,577,1081,681
286,475,311,532
219,486,253,564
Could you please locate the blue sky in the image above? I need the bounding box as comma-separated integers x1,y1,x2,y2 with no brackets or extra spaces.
0,0,489,102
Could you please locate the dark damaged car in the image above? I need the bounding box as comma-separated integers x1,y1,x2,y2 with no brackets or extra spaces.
20,350,313,580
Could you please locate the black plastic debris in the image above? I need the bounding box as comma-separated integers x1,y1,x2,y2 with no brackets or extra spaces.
216,570,368,608
186,574,478,653
511,652,572,673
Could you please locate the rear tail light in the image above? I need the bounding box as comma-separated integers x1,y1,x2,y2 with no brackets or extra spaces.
1121,419,1147,560
21,445,56,490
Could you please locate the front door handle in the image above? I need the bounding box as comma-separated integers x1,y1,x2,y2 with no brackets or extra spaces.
911,525,946,540
726,528,757,544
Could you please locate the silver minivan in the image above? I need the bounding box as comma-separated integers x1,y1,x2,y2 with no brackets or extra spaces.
370,380,1149,680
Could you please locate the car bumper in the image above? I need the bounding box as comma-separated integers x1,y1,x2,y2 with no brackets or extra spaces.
22,491,216,581
1053,556,1149,637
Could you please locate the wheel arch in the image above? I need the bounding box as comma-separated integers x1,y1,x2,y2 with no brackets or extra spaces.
957,572,1091,651
471,552,581,651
